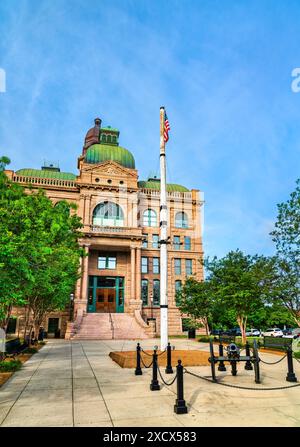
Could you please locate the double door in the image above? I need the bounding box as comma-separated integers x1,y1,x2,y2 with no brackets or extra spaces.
96,288,116,313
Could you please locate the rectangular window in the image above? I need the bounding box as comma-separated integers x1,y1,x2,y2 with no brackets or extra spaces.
141,279,148,305
153,257,160,274
142,234,148,248
141,257,148,273
185,259,193,276
184,236,191,250
153,279,160,306
98,255,117,269
175,280,182,306
174,258,181,275
173,236,181,250
152,234,159,249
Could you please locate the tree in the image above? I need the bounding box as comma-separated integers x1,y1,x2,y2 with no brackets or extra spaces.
0,162,83,338
270,179,300,326
205,250,273,343
177,277,214,335
0,157,29,328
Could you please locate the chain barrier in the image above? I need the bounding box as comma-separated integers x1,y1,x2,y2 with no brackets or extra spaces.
258,354,287,365
157,364,178,386
141,348,166,357
140,356,153,369
184,368,300,391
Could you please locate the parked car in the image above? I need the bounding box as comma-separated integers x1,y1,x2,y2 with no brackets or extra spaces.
261,328,283,337
245,329,261,337
224,328,242,336
282,328,300,339
210,329,224,336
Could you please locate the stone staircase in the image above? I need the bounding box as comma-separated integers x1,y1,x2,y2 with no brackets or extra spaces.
72,312,149,340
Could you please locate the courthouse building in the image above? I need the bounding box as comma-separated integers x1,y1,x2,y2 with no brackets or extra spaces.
5,118,204,339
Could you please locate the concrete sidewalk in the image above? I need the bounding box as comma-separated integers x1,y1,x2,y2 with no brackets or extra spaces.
0,339,300,427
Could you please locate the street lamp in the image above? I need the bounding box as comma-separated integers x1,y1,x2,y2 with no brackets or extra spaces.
70,293,74,321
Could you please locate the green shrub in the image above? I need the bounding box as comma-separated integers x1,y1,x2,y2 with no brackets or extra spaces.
294,351,300,359
198,336,211,343
0,360,22,372
23,347,38,354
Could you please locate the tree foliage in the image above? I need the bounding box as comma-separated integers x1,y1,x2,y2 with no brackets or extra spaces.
0,160,83,335
270,179,300,326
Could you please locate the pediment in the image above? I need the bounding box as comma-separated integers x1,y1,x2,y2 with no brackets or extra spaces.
82,160,137,178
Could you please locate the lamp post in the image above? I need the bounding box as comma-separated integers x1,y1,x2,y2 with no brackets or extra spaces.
70,293,74,321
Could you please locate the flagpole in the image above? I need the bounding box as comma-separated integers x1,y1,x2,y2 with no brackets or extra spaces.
160,106,168,351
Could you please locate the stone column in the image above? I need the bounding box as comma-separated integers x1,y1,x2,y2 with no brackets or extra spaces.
81,245,90,303
135,247,141,301
131,247,136,299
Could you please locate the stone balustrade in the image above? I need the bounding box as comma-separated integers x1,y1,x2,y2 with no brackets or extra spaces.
12,175,78,189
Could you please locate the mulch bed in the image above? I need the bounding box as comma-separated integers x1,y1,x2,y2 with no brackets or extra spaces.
110,349,211,368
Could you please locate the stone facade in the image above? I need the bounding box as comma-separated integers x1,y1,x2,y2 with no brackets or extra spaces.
5,119,204,338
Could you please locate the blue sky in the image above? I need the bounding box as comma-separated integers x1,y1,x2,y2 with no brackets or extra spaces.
1,0,300,258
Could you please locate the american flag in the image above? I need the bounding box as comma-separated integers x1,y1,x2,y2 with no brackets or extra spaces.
163,111,170,143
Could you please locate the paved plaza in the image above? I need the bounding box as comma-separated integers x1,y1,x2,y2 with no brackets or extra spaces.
0,339,300,427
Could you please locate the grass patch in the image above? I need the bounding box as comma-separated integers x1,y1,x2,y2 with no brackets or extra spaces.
0,360,22,372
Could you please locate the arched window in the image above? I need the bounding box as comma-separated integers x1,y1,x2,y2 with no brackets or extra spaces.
102,134,107,143
112,136,117,144
175,211,188,228
107,135,112,143
143,209,157,227
93,202,124,227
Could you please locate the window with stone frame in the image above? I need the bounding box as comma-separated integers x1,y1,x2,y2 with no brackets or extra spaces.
185,259,193,276
153,279,160,306
184,236,191,250
175,211,188,228
141,256,148,273
143,209,157,227
174,258,181,275
153,257,160,274
152,234,159,249
141,279,148,306
173,235,181,250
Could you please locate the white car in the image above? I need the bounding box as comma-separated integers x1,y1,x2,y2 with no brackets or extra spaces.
245,329,261,337
261,328,283,337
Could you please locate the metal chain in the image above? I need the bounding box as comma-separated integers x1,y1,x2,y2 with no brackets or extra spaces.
184,368,300,391
157,365,178,386
157,349,167,357
140,357,153,368
141,349,153,357
258,354,287,365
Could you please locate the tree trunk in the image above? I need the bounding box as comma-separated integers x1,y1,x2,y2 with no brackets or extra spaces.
237,315,247,344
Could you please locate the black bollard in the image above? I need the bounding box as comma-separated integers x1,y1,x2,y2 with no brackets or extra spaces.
218,342,226,371
209,339,217,382
253,340,261,384
244,341,253,370
165,342,173,374
174,360,188,414
135,343,142,375
150,350,160,390
230,360,237,376
286,346,297,383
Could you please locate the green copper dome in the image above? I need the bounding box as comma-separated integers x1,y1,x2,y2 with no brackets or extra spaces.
85,144,135,169
138,180,189,192
16,168,76,180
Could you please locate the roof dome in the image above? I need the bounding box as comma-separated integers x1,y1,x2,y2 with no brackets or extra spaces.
138,180,189,192
85,143,135,169
16,168,76,180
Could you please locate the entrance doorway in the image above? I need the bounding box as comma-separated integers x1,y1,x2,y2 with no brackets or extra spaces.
96,288,116,313
87,276,124,313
